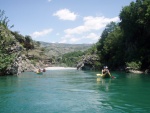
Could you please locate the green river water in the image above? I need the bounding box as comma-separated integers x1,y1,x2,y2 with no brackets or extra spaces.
0,69,150,113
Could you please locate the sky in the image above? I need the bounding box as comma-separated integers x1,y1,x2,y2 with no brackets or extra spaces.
0,0,135,44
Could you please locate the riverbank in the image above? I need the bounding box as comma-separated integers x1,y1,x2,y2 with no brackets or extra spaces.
45,67,76,70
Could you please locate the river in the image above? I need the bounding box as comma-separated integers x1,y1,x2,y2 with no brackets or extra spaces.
0,69,150,113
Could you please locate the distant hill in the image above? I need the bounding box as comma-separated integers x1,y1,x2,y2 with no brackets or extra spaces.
39,41,92,56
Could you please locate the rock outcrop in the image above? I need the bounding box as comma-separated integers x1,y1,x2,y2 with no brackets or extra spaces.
77,54,99,70
125,67,143,74
6,46,49,75
7,54,37,75
0,25,47,76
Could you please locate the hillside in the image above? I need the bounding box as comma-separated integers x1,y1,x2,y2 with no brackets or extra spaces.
40,41,92,57
0,21,93,76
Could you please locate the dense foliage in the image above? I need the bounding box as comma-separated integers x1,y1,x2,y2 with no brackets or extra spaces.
96,0,150,70
11,31,34,50
0,28,15,75
58,43,98,67
0,11,15,75
60,51,85,67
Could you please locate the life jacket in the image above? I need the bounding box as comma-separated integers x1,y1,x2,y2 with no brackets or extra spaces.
103,69,109,75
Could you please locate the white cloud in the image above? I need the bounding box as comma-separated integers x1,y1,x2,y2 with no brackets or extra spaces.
59,35,81,43
64,25,88,35
59,16,119,44
59,39,67,43
70,37,80,43
53,9,78,21
31,28,53,38
84,16,119,30
84,33,99,40
56,33,60,36
48,0,52,2
59,33,99,44
64,16,119,35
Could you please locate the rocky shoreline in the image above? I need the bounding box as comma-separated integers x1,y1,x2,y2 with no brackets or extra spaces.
76,54,149,74
6,54,47,76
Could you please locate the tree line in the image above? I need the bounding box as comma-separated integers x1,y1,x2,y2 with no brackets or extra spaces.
96,0,150,71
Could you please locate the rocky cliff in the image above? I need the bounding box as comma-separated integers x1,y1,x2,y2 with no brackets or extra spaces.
0,25,47,76
77,54,99,70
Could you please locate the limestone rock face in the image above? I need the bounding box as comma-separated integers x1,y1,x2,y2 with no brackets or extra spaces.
0,25,42,76
6,51,37,75
6,51,49,75
77,54,99,70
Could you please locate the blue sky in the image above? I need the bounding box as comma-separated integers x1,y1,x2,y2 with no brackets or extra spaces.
0,0,135,44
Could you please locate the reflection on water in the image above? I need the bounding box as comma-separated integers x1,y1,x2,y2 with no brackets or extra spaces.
96,77,112,92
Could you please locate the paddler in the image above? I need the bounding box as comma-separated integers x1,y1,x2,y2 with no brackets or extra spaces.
102,66,111,77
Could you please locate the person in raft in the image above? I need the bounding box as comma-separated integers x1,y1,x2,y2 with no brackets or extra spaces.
37,68,41,73
43,68,46,72
102,66,111,77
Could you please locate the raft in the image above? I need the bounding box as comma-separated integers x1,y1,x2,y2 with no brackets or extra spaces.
96,73,111,78
36,71,43,74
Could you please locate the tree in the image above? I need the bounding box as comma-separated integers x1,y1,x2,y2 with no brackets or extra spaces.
119,0,150,69
0,10,14,28
102,26,124,69
97,22,118,51
24,35,34,50
96,22,120,68
0,25,15,75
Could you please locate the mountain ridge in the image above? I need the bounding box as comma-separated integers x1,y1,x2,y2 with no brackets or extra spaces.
39,41,92,47
39,41,93,56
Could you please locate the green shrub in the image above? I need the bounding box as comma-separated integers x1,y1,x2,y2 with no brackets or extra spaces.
126,61,142,70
